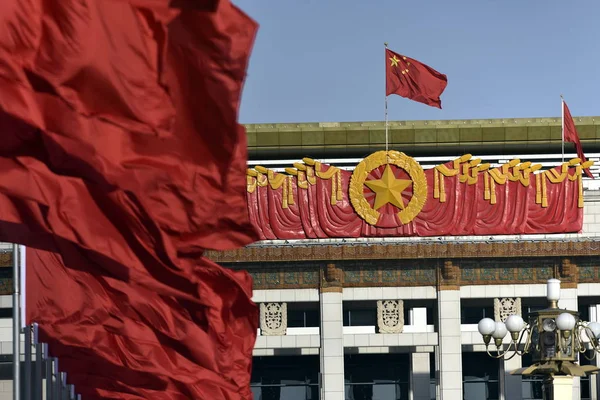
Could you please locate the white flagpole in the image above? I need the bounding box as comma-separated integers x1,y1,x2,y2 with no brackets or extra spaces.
384,42,389,154
20,245,25,329
20,246,30,400
12,243,20,400
561,95,565,163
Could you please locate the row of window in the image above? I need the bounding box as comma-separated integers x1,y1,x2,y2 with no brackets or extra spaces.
251,354,415,400
250,354,593,400
272,301,434,329
262,298,600,328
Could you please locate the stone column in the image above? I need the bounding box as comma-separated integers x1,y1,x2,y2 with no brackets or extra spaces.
320,264,344,400
411,352,431,400
501,356,522,400
545,375,574,400
410,307,431,400
436,261,462,399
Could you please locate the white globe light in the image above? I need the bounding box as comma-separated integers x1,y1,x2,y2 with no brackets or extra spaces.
478,318,496,336
556,313,576,331
505,315,525,333
587,322,600,338
492,321,508,339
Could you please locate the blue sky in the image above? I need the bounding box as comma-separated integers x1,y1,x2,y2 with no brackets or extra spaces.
235,0,600,124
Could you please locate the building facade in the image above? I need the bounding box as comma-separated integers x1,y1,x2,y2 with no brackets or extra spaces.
207,116,600,400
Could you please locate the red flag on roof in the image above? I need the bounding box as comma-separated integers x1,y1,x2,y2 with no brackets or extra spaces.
0,0,259,398
385,48,448,108
563,100,594,179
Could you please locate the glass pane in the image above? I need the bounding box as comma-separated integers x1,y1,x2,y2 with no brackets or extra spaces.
305,309,320,327
345,354,410,384
460,306,494,324
280,385,309,400
487,382,499,400
287,303,320,328
252,355,319,385
522,379,543,400
287,310,307,328
345,383,400,400
350,309,376,326
372,383,396,399
462,353,499,381
581,377,591,400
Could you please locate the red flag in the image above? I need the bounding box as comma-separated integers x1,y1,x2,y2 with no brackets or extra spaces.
0,0,260,397
563,100,594,179
26,246,258,399
0,0,259,253
385,48,447,108
0,156,258,398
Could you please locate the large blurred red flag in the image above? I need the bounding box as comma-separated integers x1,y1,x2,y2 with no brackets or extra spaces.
0,189,258,397
0,0,261,398
0,0,258,252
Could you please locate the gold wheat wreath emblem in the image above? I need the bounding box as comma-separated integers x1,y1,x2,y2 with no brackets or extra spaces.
349,151,427,226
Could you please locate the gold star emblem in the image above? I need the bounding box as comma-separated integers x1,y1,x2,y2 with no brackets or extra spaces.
389,55,400,67
364,164,412,210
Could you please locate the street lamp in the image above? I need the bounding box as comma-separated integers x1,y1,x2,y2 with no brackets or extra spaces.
477,279,600,399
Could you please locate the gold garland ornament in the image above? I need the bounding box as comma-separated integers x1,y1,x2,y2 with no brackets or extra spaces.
349,150,427,225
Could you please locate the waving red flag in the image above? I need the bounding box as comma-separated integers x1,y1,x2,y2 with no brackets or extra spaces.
0,0,260,398
563,100,594,179
0,0,258,253
385,48,448,108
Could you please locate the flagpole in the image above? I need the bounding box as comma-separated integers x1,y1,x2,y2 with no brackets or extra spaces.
20,245,25,330
385,98,389,152
561,94,565,163
12,243,20,400
384,42,389,153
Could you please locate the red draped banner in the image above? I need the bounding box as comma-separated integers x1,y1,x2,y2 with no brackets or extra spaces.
247,151,591,240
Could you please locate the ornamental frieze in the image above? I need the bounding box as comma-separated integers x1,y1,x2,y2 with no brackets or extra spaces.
231,257,600,290
207,240,600,264
246,150,591,239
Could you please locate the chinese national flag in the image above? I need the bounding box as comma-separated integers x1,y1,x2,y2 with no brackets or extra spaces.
563,100,594,179
385,48,448,108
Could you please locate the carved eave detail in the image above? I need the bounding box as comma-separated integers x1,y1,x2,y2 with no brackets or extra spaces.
206,240,600,263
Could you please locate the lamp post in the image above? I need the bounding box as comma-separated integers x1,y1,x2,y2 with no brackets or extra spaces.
477,279,600,400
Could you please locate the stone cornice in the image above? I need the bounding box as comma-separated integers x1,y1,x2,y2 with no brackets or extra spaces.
206,240,600,264
245,116,600,158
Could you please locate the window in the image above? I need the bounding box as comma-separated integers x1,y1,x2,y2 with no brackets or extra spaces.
521,300,546,319
521,377,543,400
251,356,319,400
344,354,409,400
460,299,494,324
402,300,435,325
343,301,376,327
287,302,320,328
521,354,543,400
579,350,594,400
462,353,499,400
